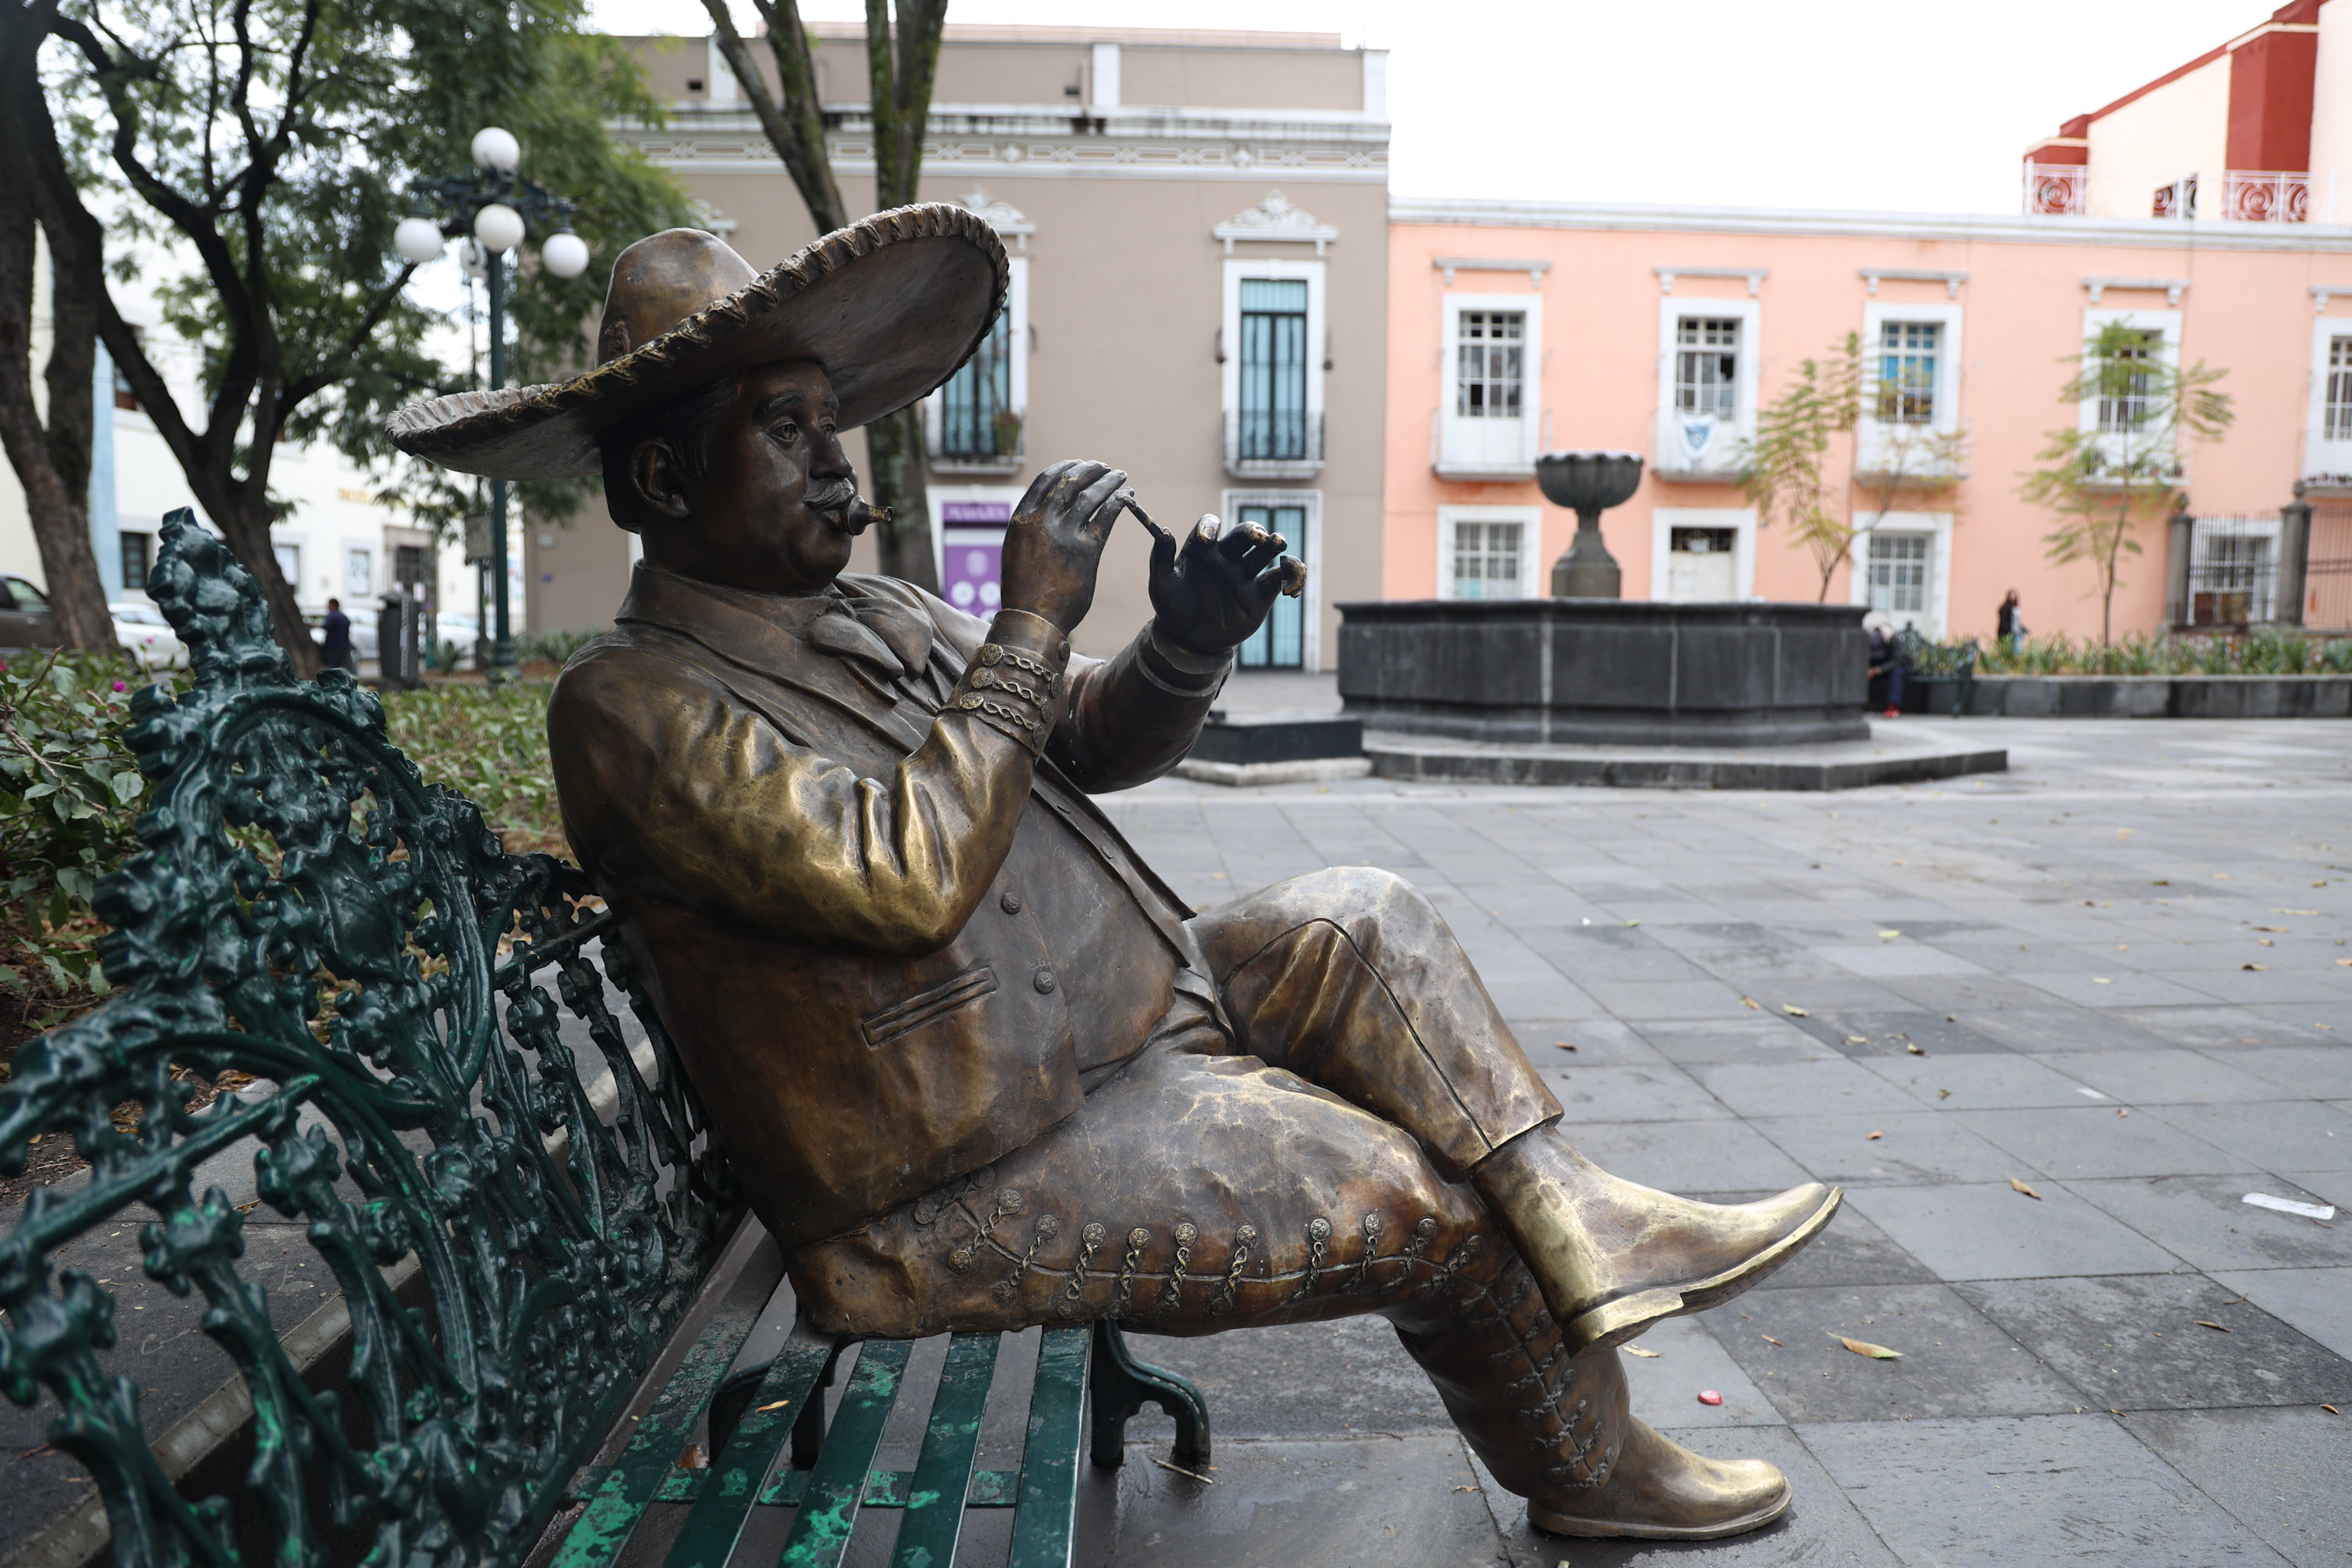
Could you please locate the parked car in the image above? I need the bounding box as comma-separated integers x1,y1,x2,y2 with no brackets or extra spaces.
0,575,59,652
111,600,190,670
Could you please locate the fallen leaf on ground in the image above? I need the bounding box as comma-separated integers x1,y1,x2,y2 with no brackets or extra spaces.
1741,996,1761,1010
1831,1334,1904,1359
1553,1041,1577,1051
1866,1131,1885,1141
2256,925,2288,932
756,1399,792,1413
2194,1320,2230,1332
2337,959,2352,967
1152,1457,1215,1485
1938,1088,1952,1099
2010,1176,2043,1200
676,1444,709,1470
1762,1335,1783,1345
2258,938,2275,947
1626,919,1642,927
2325,1405,2341,1414
2118,1108,2129,1117
1625,1346,1661,1358
1846,1034,1869,1044
2092,977,2114,984
2244,964,2269,971
1877,929,1901,939
1907,1043,1926,1055
1783,1004,1809,1017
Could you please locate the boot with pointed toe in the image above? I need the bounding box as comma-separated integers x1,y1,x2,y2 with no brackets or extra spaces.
1473,1132,1840,1355
1530,1414,1791,1539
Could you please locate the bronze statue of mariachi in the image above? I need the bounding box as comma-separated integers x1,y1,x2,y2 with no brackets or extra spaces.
388,204,1841,1541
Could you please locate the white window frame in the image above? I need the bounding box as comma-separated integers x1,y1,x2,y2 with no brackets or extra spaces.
1648,506,1756,603
1653,296,1760,480
924,256,1029,472
1222,258,1326,479
1436,504,1544,601
1436,291,1543,479
1221,489,1323,669
1847,510,1954,638
2303,313,2352,482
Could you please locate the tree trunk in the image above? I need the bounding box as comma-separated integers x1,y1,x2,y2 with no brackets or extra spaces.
0,17,114,652
864,403,936,590
208,489,320,677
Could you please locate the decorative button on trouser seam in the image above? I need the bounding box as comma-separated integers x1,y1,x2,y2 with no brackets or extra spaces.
1001,891,1022,913
1033,967,1057,993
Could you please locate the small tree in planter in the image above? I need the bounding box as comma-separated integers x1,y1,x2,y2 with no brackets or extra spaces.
2020,320,2234,644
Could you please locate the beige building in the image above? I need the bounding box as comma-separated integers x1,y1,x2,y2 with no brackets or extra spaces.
532,24,1389,670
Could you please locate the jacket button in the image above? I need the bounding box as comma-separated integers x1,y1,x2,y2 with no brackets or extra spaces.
1000,891,1022,914
1033,967,1058,994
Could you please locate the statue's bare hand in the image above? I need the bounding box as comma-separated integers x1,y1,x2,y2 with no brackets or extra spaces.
998,460,1129,633
1141,512,1306,657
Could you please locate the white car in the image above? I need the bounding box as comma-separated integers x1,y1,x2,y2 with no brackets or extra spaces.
111,601,190,670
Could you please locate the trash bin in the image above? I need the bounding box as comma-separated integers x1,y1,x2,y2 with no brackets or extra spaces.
378,594,424,689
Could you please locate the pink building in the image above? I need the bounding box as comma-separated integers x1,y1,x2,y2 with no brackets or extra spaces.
1384,3,2352,644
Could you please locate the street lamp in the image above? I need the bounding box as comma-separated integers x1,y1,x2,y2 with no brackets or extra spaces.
392,126,589,679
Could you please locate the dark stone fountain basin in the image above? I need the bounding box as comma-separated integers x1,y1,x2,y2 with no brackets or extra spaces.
1337,598,1870,747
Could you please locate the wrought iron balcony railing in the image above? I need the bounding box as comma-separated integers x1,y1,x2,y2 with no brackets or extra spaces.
929,406,1025,471
1224,409,1323,474
2022,164,2345,223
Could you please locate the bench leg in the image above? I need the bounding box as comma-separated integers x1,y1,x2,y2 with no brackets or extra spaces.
1088,1320,1211,1472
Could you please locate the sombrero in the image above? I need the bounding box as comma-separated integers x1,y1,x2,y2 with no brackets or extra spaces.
387,202,1009,481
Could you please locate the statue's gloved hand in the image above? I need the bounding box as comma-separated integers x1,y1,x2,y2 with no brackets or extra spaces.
1142,512,1307,657
999,459,1129,633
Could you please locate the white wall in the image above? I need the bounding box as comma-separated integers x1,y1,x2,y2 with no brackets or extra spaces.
2310,0,2352,187
2085,54,2230,215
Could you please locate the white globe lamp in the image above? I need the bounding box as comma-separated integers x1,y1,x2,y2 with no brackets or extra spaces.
470,126,521,172
540,230,590,280
393,216,445,266
473,201,526,254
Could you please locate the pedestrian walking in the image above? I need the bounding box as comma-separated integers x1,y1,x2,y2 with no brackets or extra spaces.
1864,612,1907,717
320,597,355,672
1997,590,2027,655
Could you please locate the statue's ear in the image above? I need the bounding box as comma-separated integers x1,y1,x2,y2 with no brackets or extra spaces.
628,438,692,524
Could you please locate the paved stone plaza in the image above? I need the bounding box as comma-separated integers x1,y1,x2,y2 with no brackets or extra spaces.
1076,707,2352,1566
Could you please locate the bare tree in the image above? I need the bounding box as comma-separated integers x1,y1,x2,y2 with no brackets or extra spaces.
701,0,946,591
0,0,114,652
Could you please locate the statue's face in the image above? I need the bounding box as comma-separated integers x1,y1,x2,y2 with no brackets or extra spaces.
636,360,859,594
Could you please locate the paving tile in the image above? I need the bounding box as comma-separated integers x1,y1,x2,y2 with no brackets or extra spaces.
2126,1407,2352,1568
2226,1044,2352,1099
2016,971,2228,1007
1687,1060,1922,1120
1798,1413,2291,1566
1537,1062,1730,1123
1718,1283,2085,1422
2037,1048,2301,1105
1504,1016,1670,1069
1748,1200,1942,1293
2278,1170,2352,1209
1094,1433,1503,1566
1112,1313,1461,1440
1577,977,1760,1020
1957,1105,2253,1179
1536,926,1717,983
1555,1119,1817,1194
1958,1272,2352,1414
2206,1269,2352,1362
1751,1112,2026,1186
1632,1016,1841,1066
1479,973,1610,1019
1479,1423,1900,1567
2110,1007,2332,1050
1813,943,1989,978
1847,1181,2184,1280
1954,1006,2174,1054
1860,1052,2104,1109
1807,1008,2013,1059
1617,1315,1784,1430
2069,1174,2352,1275
2157,1102,2352,1172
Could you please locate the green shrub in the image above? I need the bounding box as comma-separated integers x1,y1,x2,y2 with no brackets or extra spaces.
514,626,609,668
1974,631,2352,677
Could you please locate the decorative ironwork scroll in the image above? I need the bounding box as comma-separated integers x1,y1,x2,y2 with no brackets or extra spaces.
0,510,734,1568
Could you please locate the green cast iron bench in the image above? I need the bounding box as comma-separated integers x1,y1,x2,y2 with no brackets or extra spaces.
0,511,1208,1568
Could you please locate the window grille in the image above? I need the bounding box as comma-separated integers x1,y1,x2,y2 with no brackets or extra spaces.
939,308,1015,458
1237,279,1310,461
1876,321,1940,423
1866,532,1930,616
2328,336,2352,442
119,532,152,590
1450,520,1524,601
1235,502,1308,667
1455,310,1523,419
1675,318,1740,419
2096,329,2160,434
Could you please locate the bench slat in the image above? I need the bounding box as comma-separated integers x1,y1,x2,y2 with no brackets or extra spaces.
887,1332,1002,1568
1006,1327,1091,1568
663,1330,838,1568
777,1338,915,1568
552,1267,778,1568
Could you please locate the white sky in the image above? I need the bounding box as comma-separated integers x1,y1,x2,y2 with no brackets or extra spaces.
583,0,2283,215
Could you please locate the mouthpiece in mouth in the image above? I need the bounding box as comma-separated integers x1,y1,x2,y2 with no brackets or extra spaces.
846,498,891,535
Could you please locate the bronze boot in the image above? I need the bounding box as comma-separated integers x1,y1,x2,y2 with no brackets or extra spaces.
1472,1131,1839,1354
1529,1414,1791,1540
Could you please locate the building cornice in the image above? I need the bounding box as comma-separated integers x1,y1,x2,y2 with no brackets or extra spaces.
1388,197,2352,254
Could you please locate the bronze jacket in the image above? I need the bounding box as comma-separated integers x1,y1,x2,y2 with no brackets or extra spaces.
547,566,1224,1250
